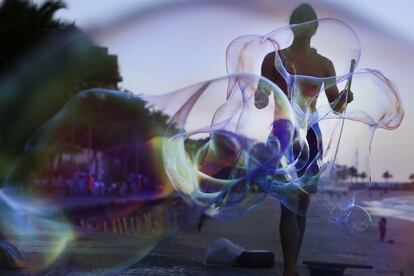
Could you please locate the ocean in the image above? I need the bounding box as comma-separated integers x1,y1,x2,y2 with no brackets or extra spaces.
363,194,414,222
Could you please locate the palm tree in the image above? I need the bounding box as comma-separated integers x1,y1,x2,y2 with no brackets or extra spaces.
0,0,69,180
0,0,125,267
382,171,393,183
0,0,122,183
359,171,367,184
0,0,67,74
348,166,358,183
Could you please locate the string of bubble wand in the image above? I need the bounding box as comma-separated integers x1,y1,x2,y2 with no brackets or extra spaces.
331,58,357,166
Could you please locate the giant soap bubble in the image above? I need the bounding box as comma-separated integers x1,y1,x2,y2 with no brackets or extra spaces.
0,18,403,273
224,18,403,231
0,29,204,274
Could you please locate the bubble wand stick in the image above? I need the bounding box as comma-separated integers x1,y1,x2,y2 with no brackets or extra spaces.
327,59,359,226
331,59,357,167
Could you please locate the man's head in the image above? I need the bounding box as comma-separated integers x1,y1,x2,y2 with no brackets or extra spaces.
289,3,318,38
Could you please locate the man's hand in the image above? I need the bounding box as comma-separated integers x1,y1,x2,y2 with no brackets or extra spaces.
330,89,353,113
254,89,270,109
343,89,354,103
254,90,269,109
255,82,272,109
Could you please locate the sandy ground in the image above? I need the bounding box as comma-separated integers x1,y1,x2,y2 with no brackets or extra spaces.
149,191,414,276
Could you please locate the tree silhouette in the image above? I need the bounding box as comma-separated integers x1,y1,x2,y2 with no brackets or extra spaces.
0,0,67,74
0,0,166,266
348,166,358,182
10,90,175,191
359,171,367,183
0,0,122,182
382,171,393,183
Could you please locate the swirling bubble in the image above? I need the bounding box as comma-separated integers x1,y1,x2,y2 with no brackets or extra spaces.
161,73,295,220
1,68,294,273
331,205,373,235
225,18,403,225
1,88,203,273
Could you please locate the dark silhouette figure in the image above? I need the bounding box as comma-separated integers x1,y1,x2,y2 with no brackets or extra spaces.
258,4,353,276
379,217,387,242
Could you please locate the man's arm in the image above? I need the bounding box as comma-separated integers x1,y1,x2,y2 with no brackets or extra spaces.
324,58,353,113
261,52,277,85
259,52,278,96
254,52,276,109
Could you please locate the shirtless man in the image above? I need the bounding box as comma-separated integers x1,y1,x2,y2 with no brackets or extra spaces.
257,4,353,276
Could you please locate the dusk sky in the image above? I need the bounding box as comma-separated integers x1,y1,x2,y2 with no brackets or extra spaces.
36,0,414,181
